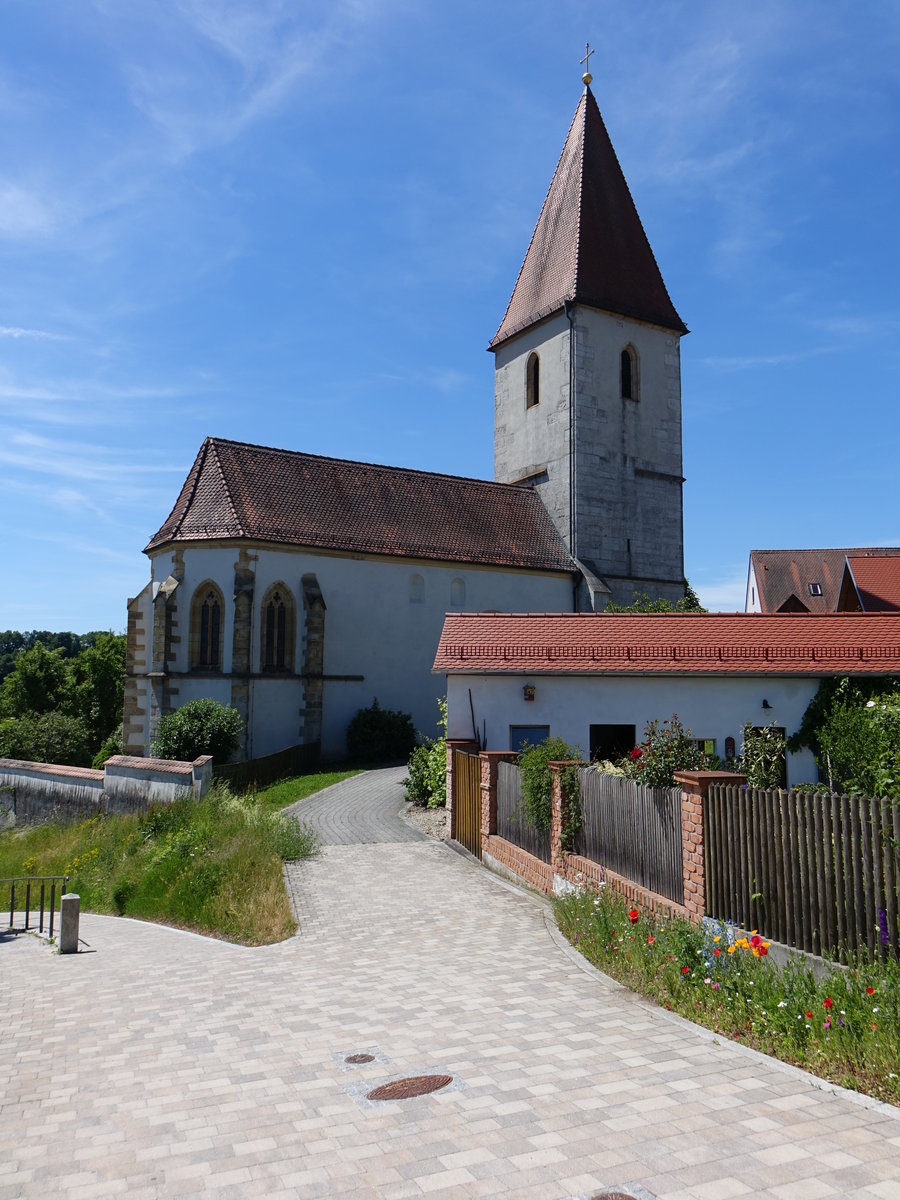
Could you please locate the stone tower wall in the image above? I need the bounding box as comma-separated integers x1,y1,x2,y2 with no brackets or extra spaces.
493,305,685,607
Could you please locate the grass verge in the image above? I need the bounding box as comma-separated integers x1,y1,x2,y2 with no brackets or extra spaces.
555,887,900,1107
0,777,336,945
251,767,361,812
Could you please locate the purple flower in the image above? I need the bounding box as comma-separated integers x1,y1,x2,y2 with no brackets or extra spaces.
878,908,891,948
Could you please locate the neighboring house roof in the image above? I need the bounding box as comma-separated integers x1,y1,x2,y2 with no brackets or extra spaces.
748,548,900,613
838,555,900,612
145,437,575,574
433,612,900,675
489,86,687,349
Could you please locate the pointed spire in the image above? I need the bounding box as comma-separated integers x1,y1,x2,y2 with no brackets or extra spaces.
490,87,687,349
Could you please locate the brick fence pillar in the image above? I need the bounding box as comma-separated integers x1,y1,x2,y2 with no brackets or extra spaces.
548,760,583,875
673,770,746,922
445,739,477,840
479,751,516,839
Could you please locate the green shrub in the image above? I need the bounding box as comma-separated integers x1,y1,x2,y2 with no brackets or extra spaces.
92,728,123,770
151,698,244,763
518,735,581,833
405,698,447,807
624,714,708,788
734,721,786,789
0,710,94,767
346,698,416,763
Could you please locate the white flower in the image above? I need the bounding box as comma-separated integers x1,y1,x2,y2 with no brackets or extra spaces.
778,1001,787,1008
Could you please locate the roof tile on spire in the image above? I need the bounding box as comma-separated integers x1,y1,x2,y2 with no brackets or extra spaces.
490,87,687,349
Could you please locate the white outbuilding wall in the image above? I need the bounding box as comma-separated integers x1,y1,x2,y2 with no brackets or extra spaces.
445,672,821,788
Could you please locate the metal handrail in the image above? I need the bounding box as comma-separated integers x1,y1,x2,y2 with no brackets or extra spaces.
2,875,69,939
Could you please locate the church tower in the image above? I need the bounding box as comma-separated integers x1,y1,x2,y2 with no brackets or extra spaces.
490,74,688,609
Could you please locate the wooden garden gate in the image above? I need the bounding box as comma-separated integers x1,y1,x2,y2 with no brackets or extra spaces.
452,750,481,859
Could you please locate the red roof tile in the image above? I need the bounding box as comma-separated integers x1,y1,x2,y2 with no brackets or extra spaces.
433,612,900,676
749,548,900,614
490,87,687,349
146,438,574,574
843,555,900,612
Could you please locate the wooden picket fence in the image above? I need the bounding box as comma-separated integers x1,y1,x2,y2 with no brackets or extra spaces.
497,761,551,863
706,784,900,962
575,769,684,904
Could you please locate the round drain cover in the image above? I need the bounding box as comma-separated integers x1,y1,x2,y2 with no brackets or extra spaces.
366,1074,453,1101
344,1053,375,1064
591,1193,640,1200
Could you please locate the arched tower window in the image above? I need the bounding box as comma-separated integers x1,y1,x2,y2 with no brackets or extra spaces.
190,581,224,670
621,346,639,401
409,573,424,604
450,577,466,608
526,352,540,409
260,583,296,672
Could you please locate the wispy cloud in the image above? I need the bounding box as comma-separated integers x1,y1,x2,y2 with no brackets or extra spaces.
0,326,70,341
701,347,833,373
692,567,748,613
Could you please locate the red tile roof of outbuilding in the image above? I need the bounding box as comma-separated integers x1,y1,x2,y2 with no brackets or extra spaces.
145,438,575,574
489,86,687,349
433,612,900,675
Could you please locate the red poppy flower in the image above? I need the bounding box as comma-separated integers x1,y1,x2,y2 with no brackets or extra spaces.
866,987,875,995
823,997,833,1010
647,935,655,944
805,1011,813,1018
630,747,643,760
681,966,690,975
757,944,768,955
628,909,639,924
750,934,762,947
713,948,721,956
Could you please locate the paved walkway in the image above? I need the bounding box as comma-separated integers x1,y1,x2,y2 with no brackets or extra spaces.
2,770,900,1200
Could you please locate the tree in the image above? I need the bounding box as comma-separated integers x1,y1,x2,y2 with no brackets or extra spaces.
152,699,244,763
603,580,706,614
68,632,126,747
346,698,416,762
0,711,93,767
0,642,71,718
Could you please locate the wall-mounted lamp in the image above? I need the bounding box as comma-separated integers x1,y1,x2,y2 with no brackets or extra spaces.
761,699,772,710
523,684,535,702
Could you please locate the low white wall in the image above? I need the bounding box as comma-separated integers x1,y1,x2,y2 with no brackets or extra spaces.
447,673,821,788
0,754,213,826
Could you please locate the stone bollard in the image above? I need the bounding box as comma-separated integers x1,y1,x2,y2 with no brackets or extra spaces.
59,893,80,954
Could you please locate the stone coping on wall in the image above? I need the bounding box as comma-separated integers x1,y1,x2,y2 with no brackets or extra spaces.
106,754,212,776
0,758,104,783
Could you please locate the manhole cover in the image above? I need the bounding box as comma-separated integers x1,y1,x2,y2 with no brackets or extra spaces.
591,1193,641,1200
366,1074,453,1101
344,1053,375,1065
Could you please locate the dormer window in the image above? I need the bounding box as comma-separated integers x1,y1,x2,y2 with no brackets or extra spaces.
808,582,823,597
621,346,639,400
526,352,540,409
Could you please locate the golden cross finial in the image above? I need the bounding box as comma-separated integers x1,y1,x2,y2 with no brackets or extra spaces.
580,41,594,86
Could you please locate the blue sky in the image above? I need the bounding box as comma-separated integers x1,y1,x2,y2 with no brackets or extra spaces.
1,1,898,632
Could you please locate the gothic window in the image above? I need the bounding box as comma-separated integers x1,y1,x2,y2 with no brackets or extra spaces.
409,573,424,604
260,583,296,672
190,581,224,670
450,577,466,608
526,352,540,409
621,345,639,401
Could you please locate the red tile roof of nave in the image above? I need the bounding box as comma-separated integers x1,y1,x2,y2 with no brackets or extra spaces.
845,555,900,612
433,612,900,675
489,86,687,349
145,437,575,573
750,548,900,613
